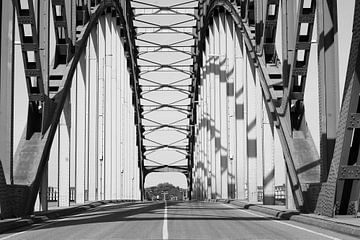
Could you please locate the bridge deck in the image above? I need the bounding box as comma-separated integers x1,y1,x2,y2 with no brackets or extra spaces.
1,201,359,239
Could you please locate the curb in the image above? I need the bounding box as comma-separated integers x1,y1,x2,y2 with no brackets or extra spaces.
0,200,136,234
228,200,360,238
290,214,360,238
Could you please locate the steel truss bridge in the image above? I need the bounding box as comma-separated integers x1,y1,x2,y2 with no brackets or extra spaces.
0,0,359,219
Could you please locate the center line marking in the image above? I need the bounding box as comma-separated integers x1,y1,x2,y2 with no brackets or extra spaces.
223,203,341,240
162,200,168,240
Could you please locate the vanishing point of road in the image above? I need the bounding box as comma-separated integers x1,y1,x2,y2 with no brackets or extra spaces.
0,201,356,240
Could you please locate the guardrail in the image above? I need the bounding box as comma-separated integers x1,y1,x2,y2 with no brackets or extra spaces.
257,185,286,204
47,187,76,202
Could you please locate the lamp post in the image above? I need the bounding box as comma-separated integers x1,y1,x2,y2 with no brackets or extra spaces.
121,170,124,199
131,177,134,200
99,157,103,200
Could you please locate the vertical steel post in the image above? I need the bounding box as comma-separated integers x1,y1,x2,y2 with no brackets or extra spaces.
199,65,204,200
209,22,216,199
246,51,257,203
219,12,229,199
111,16,117,200
262,100,275,204
0,1,14,185
115,24,121,200
98,16,106,201
75,52,86,204
88,28,99,202
0,0,14,217
58,110,70,207
256,72,263,203
120,31,125,199
317,0,339,181
36,0,50,211
234,27,246,200
226,14,236,199
214,13,222,198
104,13,113,199
205,33,212,199
242,33,250,202
70,54,78,203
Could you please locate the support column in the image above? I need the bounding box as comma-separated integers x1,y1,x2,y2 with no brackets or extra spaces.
58,109,70,207
115,26,121,200
130,114,135,200
37,0,50,211
214,14,222,199
256,73,263,202
129,85,134,199
226,14,236,199
98,16,106,201
262,101,275,205
75,52,86,204
110,17,117,200
201,80,206,200
0,1,14,218
274,125,286,202
104,14,112,199
124,74,129,199
203,49,209,200
219,13,228,199
70,56,78,204
209,22,216,199
84,29,90,202
246,53,257,203
0,0,14,186
205,33,212,199
88,28,99,201
127,77,132,199
199,75,204,200
120,35,125,199
317,0,339,181
234,27,246,200
195,100,199,199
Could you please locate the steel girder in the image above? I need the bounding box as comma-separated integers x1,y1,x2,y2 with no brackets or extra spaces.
315,0,360,217
194,0,321,212
0,0,143,218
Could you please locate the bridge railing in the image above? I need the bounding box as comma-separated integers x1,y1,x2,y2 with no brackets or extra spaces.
256,185,286,205
47,187,76,203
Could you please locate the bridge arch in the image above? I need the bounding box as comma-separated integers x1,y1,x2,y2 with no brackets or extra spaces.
191,0,321,212
0,0,358,220
0,0,142,218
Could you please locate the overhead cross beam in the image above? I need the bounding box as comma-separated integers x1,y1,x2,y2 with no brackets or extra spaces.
131,0,197,198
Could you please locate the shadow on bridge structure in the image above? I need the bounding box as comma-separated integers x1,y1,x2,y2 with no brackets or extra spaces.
0,0,360,219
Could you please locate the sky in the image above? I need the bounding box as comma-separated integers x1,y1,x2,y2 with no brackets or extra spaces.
145,172,187,188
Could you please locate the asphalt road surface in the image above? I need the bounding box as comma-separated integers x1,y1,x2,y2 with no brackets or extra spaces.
0,201,357,240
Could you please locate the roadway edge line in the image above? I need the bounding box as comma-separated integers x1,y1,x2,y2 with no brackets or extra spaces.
223,203,342,240
227,200,360,238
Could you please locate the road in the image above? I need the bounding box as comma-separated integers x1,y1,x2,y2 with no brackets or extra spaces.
0,201,357,240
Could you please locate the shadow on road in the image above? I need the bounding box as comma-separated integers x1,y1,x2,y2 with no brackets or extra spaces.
2,201,281,234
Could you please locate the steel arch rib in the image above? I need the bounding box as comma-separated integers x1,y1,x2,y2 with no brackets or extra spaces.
13,1,141,216
194,0,309,210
